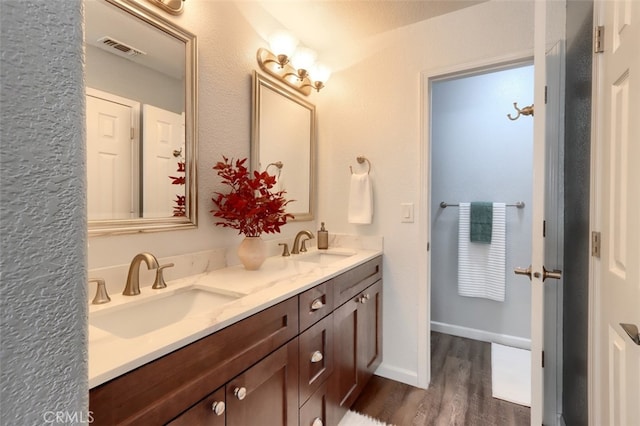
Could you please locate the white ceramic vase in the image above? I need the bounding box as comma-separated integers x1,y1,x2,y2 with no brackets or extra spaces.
237,236,267,270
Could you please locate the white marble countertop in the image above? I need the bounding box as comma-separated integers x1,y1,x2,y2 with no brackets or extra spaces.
88,246,382,388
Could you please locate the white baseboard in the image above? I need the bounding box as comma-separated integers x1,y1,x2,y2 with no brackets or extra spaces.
374,362,421,388
431,321,531,350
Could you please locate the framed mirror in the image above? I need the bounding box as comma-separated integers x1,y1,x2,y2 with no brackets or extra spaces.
251,72,316,221
85,0,197,235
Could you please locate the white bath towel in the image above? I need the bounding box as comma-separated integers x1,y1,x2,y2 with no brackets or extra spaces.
458,202,506,302
348,172,373,224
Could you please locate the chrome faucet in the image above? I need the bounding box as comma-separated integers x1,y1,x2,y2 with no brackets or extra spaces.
292,230,314,255
123,252,159,296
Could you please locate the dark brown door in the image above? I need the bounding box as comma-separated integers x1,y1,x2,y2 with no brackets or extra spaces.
226,340,299,426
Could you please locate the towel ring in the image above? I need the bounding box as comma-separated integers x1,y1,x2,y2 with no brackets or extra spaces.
350,156,371,175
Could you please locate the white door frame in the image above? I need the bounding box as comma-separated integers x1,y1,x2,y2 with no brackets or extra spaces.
588,3,603,424
419,49,534,389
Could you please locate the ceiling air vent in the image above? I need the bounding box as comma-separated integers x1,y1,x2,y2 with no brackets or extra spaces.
97,36,146,57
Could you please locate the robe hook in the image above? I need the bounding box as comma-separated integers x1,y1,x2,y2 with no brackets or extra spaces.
507,102,534,121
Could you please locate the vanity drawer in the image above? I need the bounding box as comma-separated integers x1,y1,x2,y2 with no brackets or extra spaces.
90,296,298,425
167,387,226,426
299,313,334,406
332,256,382,308
299,380,331,426
299,280,334,332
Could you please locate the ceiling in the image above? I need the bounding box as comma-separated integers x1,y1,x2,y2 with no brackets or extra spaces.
256,0,486,53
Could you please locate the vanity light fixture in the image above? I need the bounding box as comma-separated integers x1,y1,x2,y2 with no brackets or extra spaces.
146,0,185,15
257,32,331,96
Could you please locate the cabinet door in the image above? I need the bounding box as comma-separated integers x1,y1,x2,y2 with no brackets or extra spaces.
226,340,299,426
331,280,383,425
299,313,334,405
331,294,360,422
167,387,225,426
358,280,382,381
299,380,330,426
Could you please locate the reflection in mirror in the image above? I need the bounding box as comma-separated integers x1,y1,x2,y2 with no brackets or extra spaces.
252,72,315,221
85,0,197,235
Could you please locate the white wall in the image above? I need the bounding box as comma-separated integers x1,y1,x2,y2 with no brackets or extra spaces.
316,1,542,385
430,65,534,341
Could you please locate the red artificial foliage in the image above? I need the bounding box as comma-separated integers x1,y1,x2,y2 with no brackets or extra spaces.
211,156,294,237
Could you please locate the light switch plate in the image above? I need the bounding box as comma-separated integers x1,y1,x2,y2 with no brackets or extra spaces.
401,203,414,223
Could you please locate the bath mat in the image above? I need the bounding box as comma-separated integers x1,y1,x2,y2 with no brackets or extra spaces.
491,342,531,407
338,410,394,426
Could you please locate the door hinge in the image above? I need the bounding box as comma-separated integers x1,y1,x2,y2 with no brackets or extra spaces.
131,127,135,140
543,220,546,237
592,231,601,258
594,25,605,53
544,86,548,104
542,350,545,368
427,242,430,251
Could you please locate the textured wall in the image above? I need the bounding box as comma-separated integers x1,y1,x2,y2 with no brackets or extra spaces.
0,1,88,424
562,0,593,424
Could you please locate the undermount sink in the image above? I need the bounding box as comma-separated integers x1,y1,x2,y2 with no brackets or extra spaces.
90,287,242,339
294,250,356,266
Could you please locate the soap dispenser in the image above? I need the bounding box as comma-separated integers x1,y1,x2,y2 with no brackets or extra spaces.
317,222,329,250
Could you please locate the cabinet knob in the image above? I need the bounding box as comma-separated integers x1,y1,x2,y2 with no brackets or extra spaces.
310,350,324,363
310,298,324,311
312,417,324,426
211,401,225,415
234,386,247,400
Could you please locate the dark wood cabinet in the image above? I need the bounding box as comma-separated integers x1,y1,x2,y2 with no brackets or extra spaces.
299,380,330,426
330,259,383,425
299,313,334,405
167,387,226,426
90,255,382,426
226,340,299,426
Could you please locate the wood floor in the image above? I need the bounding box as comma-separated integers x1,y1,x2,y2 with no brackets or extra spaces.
351,332,530,426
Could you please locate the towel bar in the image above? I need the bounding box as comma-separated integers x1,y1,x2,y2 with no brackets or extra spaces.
440,201,525,209
350,156,371,174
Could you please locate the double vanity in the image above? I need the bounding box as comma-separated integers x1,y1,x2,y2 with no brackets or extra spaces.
89,242,383,425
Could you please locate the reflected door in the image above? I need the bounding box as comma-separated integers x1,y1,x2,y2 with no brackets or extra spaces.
86,94,136,220
142,104,185,218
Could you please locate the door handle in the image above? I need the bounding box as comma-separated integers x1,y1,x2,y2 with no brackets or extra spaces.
620,323,640,345
514,265,562,282
542,266,562,282
514,266,532,280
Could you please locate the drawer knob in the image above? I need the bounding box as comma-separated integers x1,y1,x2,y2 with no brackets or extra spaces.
310,298,325,311
211,401,225,415
312,417,324,426
310,350,324,363
234,386,247,400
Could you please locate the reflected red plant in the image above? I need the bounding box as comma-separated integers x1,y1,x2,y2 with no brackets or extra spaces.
211,156,294,237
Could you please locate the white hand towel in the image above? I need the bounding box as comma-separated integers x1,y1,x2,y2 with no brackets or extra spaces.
348,172,373,224
458,202,506,302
